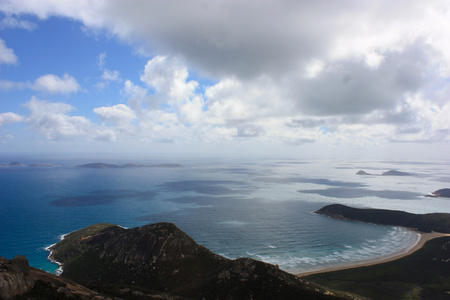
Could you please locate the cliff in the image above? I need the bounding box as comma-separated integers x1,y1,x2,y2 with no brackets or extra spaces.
0,256,34,300
49,222,341,299
315,204,450,233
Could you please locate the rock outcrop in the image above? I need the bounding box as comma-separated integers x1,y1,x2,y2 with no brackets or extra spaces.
0,256,34,300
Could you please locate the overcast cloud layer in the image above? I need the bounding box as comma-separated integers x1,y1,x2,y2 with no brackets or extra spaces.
0,0,449,156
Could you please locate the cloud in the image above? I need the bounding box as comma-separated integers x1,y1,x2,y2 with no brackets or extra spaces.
0,38,17,64
140,55,197,101
22,97,92,140
0,112,23,126
0,16,36,30
101,70,120,81
96,52,121,89
1,0,450,147
0,79,26,90
31,73,80,94
93,104,136,136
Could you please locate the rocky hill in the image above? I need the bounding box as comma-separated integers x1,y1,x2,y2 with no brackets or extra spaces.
315,204,450,233
46,222,342,299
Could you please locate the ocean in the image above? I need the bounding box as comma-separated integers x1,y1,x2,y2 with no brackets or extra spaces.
1,157,449,274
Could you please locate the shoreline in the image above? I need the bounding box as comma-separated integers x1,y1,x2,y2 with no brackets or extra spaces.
295,231,450,277
44,233,67,276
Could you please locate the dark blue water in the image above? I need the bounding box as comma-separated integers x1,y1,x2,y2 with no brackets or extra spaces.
2,157,442,273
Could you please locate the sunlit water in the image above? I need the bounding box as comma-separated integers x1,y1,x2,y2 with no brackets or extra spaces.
1,157,449,274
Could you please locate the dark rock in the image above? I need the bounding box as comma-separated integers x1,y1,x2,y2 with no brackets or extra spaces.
8,162,24,167
0,255,34,299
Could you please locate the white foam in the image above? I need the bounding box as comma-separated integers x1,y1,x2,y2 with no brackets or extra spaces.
247,227,420,273
44,233,68,276
219,220,247,226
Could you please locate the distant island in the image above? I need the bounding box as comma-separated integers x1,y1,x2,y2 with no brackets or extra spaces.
355,170,373,175
356,169,411,176
0,161,61,167
425,188,450,198
76,162,183,168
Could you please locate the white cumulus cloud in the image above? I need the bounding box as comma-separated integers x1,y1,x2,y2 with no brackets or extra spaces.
0,38,17,64
22,97,91,140
0,112,24,126
31,73,80,94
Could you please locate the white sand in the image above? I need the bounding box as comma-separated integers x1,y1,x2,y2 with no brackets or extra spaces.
295,231,450,277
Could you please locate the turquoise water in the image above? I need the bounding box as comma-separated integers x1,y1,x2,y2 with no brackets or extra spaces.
1,157,449,274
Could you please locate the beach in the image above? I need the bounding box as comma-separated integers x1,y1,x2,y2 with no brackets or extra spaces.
296,231,450,277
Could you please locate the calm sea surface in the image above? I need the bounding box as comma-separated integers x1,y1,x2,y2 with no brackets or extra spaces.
1,157,449,274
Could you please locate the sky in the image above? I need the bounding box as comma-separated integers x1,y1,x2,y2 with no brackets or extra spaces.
0,0,449,160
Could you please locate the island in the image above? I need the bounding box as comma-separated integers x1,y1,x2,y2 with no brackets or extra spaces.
0,162,60,167
381,170,411,176
355,170,412,176
76,162,183,168
355,170,372,175
425,188,450,198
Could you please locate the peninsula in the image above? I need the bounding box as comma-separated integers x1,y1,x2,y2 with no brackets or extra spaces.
315,204,450,233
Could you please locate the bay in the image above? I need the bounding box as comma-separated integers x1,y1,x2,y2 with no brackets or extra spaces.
1,157,449,274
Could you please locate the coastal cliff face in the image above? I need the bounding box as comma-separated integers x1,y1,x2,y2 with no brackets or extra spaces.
0,256,34,300
49,222,341,299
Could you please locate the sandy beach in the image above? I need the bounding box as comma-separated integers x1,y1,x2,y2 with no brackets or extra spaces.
296,231,450,277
